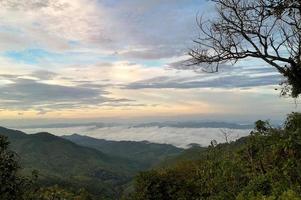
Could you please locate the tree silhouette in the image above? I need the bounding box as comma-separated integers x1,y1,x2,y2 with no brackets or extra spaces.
0,135,25,199
189,0,301,97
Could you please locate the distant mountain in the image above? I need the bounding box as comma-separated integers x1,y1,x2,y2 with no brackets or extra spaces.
131,121,254,129
15,121,254,129
62,134,183,169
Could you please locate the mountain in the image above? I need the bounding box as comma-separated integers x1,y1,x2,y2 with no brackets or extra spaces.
14,121,254,129
158,136,249,168
0,126,183,198
62,134,183,169
0,127,141,198
128,114,301,199
157,146,207,168
131,121,253,129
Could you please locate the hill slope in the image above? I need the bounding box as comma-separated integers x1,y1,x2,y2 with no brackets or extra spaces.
158,136,249,168
62,134,183,169
0,127,140,198
129,114,301,199
0,126,184,198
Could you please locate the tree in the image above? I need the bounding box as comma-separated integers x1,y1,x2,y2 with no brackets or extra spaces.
129,113,301,199
0,135,30,199
36,186,94,200
189,0,301,97
0,134,94,200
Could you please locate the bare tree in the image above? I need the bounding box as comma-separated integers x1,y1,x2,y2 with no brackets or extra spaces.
220,129,232,143
219,128,240,143
189,0,301,97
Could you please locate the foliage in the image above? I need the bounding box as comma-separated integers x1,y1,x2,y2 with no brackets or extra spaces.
0,134,108,200
63,134,183,169
129,112,301,199
34,186,94,200
0,135,35,200
0,127,182,199
2,113,301,199
0,127,135,199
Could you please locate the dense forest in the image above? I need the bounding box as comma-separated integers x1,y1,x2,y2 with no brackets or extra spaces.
1,112,301,199
0,127,182,199
127,112,301,200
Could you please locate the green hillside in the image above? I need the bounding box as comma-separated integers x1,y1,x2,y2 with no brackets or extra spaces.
0,127,140,198
62,134,183,169
159,136,249,168
157,146,207,168
0,127,184,199
128,113,301,200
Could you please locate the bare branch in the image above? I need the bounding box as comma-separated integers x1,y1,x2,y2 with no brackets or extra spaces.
189,0,301,97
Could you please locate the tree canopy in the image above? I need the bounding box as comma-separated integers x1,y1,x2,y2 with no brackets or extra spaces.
128,112,301,200
0,135,29,200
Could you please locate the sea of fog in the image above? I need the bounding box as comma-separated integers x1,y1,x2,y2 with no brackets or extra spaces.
18,126,251,148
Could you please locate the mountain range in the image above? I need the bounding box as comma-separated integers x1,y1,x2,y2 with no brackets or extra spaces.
0,126,183,198
13,121,254,129
62,134,183,169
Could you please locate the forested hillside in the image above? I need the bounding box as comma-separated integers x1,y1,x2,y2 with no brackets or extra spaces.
0,127,182,199
1,112,301,199
127,113,301,200
63,134,183,169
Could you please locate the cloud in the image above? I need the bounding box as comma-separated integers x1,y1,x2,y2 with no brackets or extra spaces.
0,0,297,120
119,47,185,60
0,0,69,10
125,62,283,90
0,0,206,59
58,61,171,84
0,0,107,52
125,74,282,89
30,70,58,80
19,125,251,148
0,78,116,110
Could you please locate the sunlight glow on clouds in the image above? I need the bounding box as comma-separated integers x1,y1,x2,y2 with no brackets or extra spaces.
0,0,298,122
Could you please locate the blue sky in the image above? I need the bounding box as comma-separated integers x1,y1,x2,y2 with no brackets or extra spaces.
0,0,298,123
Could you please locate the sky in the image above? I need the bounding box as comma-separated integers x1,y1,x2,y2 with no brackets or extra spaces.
0,0,299,125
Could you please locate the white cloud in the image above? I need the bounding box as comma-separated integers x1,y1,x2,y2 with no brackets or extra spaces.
19,125,251,148
0,0,111,51
0,0,206,57
0,0,299,120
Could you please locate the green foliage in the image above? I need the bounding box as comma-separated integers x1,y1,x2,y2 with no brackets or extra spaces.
0,127,182,199
34,186,94,200
63,134,183,169
0,134,21,199
158,146,206,168
129,112,301,200
0,132,116,200
3,113,301,199
0,135,34,200
0,127,136,198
